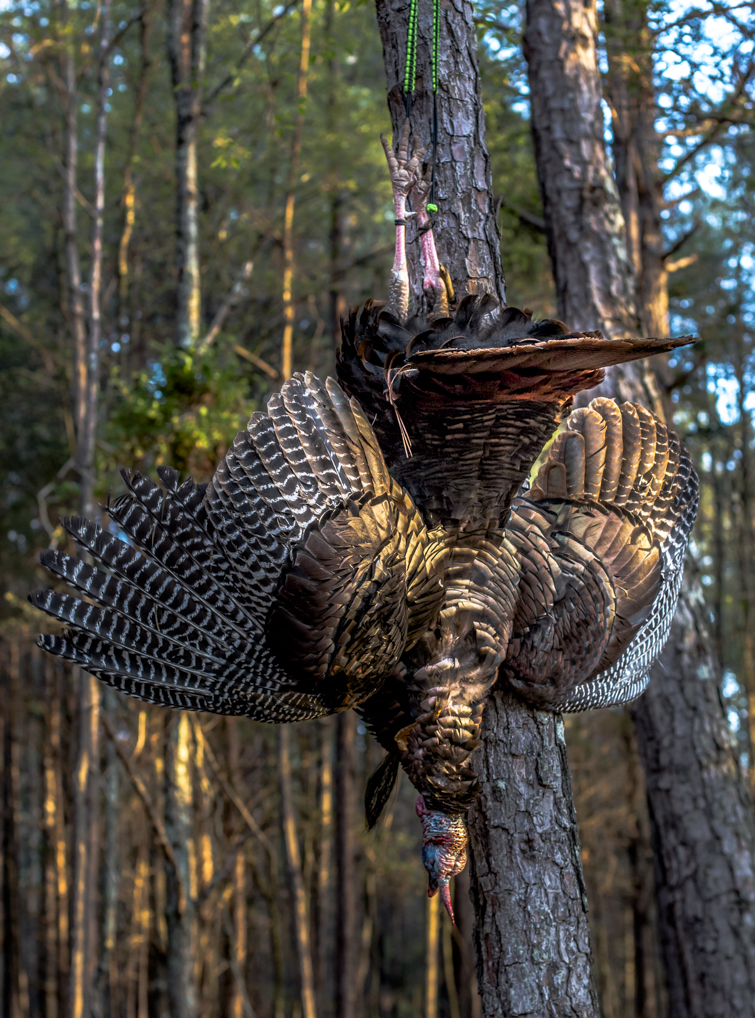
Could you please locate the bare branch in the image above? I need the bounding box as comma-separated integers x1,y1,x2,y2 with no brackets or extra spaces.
101,711,187,911
662,222,700,261
196,260,253,353
203,0,302,110
496,194,546,233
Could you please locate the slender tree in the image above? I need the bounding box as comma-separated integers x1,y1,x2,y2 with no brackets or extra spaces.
335,711,357,1018
165,713,198,1018
281,0,313,378
167,0,209,349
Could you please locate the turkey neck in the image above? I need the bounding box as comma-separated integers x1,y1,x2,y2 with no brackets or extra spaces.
399,525,520,814
345,378,571,529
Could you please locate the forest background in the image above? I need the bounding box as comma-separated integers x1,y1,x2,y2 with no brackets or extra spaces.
0,0,753,1016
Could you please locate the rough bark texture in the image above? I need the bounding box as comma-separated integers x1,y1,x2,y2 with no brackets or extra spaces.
373,2,599,1012
632,595,755,1018
467,694,599,1018
603,0,668,338
523,2,755,1014
374,0,505,306
524,0,638,340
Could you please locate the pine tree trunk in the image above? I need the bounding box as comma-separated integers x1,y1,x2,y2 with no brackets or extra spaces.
467,695,599,1018
167,0,208,349
602,0,668,338
632,597,755,1017
335,712,357,1018
523,2,755,1014
374,0,505,306
165,714,198,1018
280,0,313,379
373,2,599,1012
278,727,318,1018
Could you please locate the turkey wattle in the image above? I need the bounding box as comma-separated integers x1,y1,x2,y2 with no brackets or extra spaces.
30,129,698,923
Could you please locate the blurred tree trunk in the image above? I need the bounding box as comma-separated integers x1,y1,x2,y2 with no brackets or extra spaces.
2,646,21,1018
335,711,357,1018
733,341,755,780
227,720,248,1018
167,0,209,349
278,727,318,1018
280,0,313,378
375,2,599,1013
325,0,344,348
316,720,333,1007
96,688,120,1016
165,714,198,1018
524,2,755,1015
68,7,111,1014
374,0,505,306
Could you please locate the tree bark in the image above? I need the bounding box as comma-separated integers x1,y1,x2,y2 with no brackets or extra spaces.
632,595,755,1018
373,3,599,1013
602,0,668,337
167,0,209,349
467,695,599,1018
524,0,638,340
374,0,505,305
523,2,755,1014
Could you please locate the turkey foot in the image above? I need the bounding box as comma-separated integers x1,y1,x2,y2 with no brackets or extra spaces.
380,121,424,322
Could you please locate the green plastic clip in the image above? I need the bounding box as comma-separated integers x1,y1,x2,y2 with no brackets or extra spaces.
427,203,438,213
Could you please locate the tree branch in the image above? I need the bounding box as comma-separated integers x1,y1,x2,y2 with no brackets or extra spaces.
203,0,302,110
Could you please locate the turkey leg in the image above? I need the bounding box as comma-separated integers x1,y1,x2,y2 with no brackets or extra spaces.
380,122,424,322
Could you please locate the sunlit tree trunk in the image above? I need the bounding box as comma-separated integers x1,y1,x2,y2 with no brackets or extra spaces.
165,714,198,1018
96,688,120,1016
278,727,317,1018
316,720,333,1007
524,2,755,1014
281,0,313,378
335,711,357,1018
117,7,153,367
167,0,209,349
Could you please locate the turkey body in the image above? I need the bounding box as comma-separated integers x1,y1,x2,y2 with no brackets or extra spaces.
31,296,698,918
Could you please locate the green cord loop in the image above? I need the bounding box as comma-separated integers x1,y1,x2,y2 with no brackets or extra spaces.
404,0,419,100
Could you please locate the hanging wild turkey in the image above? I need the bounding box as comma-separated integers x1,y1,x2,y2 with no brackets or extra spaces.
30,130,698,921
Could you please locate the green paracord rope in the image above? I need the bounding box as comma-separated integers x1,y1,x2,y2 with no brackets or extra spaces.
403,0,440,212
404,0,419,113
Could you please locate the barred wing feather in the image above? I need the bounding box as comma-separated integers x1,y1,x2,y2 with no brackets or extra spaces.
505,397,698,711
31,373,443,720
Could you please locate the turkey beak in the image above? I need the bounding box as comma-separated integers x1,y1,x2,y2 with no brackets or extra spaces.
429,879,456,924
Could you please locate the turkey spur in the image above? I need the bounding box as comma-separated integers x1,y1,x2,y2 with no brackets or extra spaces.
31,135,698,923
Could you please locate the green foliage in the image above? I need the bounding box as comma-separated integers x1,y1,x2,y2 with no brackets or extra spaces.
104,344,254,479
